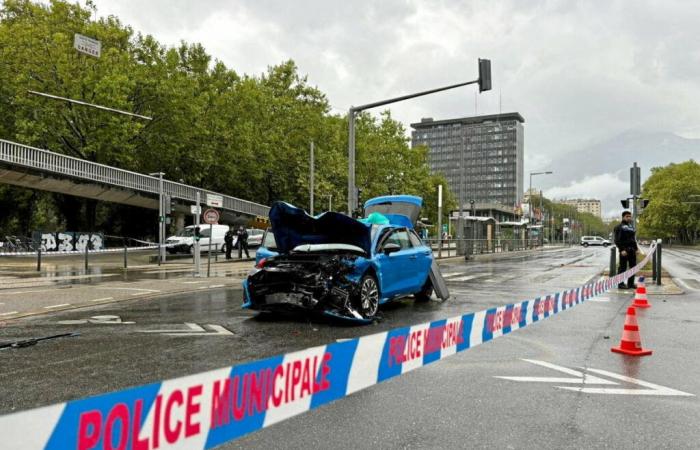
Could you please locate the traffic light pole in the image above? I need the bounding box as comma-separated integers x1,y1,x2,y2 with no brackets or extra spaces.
346,59,491,215
194,191,201,277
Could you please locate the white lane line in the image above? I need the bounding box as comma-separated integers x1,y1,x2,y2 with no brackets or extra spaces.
96,287,161,292
90,297,114,302
0,289,59,295
0,311,19,316
181,281,208,284
44,303,71,309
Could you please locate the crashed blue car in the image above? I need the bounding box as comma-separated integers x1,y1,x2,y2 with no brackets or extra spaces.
242,195,449,323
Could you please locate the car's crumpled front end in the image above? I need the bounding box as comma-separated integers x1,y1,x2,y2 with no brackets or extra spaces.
243,201,377,322
243,248,373,322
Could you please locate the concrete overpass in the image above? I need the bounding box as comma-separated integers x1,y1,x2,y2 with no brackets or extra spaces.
0,139,269,226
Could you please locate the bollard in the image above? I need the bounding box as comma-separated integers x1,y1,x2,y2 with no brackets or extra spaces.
84,244,89,271
609,246,616,279
123,245,128,269
651,246,657,281
215,244,218,262
656,240,663,285
207,242,212,278
37,247,41,272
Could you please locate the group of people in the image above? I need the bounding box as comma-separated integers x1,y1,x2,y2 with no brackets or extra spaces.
224,226,249,260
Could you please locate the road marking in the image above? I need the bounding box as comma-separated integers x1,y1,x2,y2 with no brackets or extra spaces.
448,274,491,282
587,296,610,302
139,322,233,336
44,303,70,309
0,311,18,316
57,315,135,325
496,359,695,397
96,287,160,292
181,281,208,284
495,359,616,385
90,297,114,302
0,289,59,295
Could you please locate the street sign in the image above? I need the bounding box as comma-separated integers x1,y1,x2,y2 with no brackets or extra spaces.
206,194,223,208
73,33,101,58
202,208,220,224
190,205,202,215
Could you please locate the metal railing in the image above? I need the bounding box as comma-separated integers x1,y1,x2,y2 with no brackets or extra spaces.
425,238,544,259
0,139,270,217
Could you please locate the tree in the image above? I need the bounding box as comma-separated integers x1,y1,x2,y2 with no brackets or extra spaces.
638,160,700,244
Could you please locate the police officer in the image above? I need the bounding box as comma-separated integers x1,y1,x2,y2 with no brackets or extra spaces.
236,226,250,259
614,210,638,289
224,226,234,260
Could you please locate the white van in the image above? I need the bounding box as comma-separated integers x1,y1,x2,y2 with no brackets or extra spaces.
166,224,230,254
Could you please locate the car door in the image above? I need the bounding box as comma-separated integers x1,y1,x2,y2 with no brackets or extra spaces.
408,230,432,291
376,228,414,298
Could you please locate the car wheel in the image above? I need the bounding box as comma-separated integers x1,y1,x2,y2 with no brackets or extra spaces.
603,243,609,247
415,278,433,302
188,245,195,255
583,243,589,247
355,274,379,318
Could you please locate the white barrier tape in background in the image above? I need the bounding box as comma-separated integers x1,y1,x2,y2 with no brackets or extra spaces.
0,244,657,449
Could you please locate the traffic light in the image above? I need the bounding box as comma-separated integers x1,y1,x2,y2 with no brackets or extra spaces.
194,226,201,242
640,199,649,209
478,58,492,93
621,199,630,209
163,194,172,215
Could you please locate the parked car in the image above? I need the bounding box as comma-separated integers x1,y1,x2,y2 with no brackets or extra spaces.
580,236,611,247
166,224,228,254
255,228,279,264
243,195,449,323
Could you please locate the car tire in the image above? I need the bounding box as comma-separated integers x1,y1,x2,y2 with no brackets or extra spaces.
355,273,379,319
188,245,195,255
415,278,433,302
582,243,589,247
603,243,609,247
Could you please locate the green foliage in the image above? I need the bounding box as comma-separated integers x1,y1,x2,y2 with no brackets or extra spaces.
638,160,700,244
0,0,455,238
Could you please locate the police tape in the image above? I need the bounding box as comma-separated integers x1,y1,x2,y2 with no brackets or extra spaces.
0,244,656,449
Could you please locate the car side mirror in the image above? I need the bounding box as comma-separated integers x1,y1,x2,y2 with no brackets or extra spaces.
383,243,401,255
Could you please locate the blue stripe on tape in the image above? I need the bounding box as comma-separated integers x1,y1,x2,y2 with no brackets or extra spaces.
531,297,541,322
310,339,359,409
423,319,447,366
46,382,161,450
457,313,474,352
204,355,285,449
377,326,411,382
482,307,497,343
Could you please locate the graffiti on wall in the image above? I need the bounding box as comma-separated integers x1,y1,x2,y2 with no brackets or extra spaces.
32,232,104,252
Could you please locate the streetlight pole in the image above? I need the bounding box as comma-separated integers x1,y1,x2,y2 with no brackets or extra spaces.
309,141,314,215
347,59,492,214
149,172,165,264
528,171,552,245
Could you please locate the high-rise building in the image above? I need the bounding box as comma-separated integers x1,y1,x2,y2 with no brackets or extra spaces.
560,199,602,218
411,113,524,208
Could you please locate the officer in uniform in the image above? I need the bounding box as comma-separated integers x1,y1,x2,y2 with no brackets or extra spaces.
614,210,638,289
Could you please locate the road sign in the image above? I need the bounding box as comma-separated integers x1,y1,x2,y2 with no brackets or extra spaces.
206,194,223,208
202,208,220,224
73,33,101,58
190,205,202,215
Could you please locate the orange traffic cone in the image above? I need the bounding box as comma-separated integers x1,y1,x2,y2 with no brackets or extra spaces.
611,306,652,356
632,276,651,309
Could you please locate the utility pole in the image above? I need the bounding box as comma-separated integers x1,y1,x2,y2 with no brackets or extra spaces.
631,162,641,229
347,59,492,214
437,184,443,258
457,135,465,255
149,172,166,265
194,191,201,277
309,140,315,215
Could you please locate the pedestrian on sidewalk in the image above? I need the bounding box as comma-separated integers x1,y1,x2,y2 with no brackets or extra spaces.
236,226,250,259
614,210,638,289
224,226,234,260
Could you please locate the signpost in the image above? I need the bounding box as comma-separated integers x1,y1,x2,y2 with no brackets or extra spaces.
73,33,101,58
206,194,223,208
194,193,201,277
202,209,220,277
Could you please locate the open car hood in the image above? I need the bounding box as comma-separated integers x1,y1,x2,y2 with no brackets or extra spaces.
269,202,371,255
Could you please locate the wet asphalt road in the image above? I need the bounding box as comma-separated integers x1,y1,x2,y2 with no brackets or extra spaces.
1,246,699,448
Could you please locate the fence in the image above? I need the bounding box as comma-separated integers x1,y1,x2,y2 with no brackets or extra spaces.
427,238,544,258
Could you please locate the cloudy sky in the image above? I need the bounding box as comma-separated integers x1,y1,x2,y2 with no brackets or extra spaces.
91,0,700,216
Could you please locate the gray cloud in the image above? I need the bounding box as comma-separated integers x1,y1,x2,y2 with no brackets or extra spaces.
90,0,700,196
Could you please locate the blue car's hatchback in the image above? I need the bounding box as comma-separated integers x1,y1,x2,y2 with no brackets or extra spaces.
243,196,448,323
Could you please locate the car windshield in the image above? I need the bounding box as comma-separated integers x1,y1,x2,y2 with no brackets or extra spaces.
177,229,194,237
263,231,277,249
